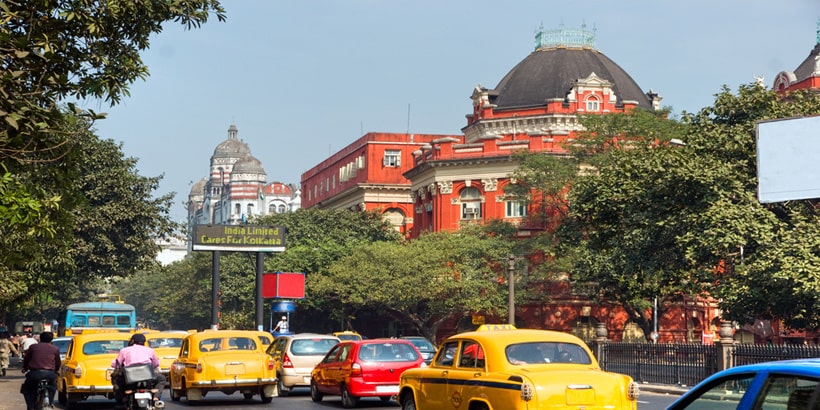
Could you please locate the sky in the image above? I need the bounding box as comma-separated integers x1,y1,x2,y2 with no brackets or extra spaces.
84,0,820,222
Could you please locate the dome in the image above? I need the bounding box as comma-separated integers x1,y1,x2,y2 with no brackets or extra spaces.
213,124,251,159
490,34,653,110
792,43,820,84
188,178,206,197
232,155,265,175
265,182,293,196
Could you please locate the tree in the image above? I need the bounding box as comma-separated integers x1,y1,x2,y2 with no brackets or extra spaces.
311,228,513,341
564,85,820,336
1,118,177,319
0,0,225,287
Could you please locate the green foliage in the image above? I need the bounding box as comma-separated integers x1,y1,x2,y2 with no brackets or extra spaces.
311,229,513,341
564,84,820,334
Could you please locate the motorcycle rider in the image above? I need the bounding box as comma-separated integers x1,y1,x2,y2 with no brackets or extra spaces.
111,333,164,409
21,331,60,410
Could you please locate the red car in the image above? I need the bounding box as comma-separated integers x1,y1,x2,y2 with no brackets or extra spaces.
310,338,426,408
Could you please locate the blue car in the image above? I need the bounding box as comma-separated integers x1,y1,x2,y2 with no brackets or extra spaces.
667,358,820,409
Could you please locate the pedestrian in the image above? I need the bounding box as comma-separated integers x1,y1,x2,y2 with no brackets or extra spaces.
273,316,289,333
0,331,19,376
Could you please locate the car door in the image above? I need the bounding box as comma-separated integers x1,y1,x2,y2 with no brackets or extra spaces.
417,341,457,408
314,344,342,394
447,340,490,405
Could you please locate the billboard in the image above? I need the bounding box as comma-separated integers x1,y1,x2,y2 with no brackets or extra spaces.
192,224,285,252
756,115,820,203
262,272,305,299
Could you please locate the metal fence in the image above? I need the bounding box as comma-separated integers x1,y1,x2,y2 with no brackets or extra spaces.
595,342,820,387
733,344,820,366
595,342,718,387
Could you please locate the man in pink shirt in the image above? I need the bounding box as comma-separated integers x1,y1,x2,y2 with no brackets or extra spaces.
111,333,164,409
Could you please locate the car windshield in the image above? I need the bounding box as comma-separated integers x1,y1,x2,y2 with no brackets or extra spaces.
291,338,339,355
407,338,436,352
359,342,419,362
82,340,128,355
148,337,183,348
199,337,257,352
505,342,591,365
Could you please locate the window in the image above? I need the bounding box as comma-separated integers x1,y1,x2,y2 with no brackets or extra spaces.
278,205,286,213
234,203,241,215
383,150,401,167
506,200,527,217
586,97,600,112
460,187,481,219
268,204,276,213
247,203,254,215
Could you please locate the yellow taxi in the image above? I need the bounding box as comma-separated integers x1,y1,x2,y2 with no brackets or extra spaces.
399,325,640,410
144,330,187,379
253,330,274,349
168,329,277,404
333,330,363,341
57,331,133,408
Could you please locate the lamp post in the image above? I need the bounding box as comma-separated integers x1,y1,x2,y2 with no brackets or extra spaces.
508,255,516,325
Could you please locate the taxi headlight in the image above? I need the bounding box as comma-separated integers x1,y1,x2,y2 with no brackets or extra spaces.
521,381,534,401
627,381,640,401
74,365,82,378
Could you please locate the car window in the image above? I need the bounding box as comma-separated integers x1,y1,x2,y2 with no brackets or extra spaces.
229,337,257,350
459,341,485,368
674,374,756,410
359,342,419,362
199,338,222,352
291,338,338,356
83,340,127,355
506,342,591,365
180,340,190,357
435,342,458,367
755,374,820,410
322,345,341,364
148,337,183,349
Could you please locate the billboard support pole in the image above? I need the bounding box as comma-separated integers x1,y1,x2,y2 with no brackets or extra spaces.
211,250,221,330
256,252,265,331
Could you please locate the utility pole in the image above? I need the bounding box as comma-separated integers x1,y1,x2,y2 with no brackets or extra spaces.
508,255,516,325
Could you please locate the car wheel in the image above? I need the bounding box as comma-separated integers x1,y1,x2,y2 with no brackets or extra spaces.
341,385,358,408
243,393,254,400
57,384,67,405
277,378,289,397
261,394,273,404
380,396,391,402
310,380,323,402
401,394,416,410
171,388,181,402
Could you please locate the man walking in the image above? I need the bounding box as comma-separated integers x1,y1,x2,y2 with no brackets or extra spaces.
0,331,19,376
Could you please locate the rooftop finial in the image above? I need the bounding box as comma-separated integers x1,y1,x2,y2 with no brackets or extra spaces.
534,22,596,51
816,17,819,44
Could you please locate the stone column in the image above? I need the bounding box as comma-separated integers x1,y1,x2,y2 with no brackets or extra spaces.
715,321,735,371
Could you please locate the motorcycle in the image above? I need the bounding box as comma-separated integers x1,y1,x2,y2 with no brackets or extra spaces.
120,364,165,410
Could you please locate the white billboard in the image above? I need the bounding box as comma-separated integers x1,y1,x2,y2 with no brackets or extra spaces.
756,115,820,203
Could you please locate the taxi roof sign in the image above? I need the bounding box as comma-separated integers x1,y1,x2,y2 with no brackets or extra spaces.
476,324,517,331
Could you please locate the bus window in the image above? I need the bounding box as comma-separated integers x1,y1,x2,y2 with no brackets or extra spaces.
72,317,85,327
117,316,131,326
88,316,100,326
102,316,115,326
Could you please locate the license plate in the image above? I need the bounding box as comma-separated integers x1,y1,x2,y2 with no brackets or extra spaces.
134,392,152,400
376,385,399,394
225,364,245,375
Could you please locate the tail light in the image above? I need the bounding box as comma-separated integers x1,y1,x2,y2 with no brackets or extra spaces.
196,363,202,373
267,357,275,370
520,381,534,401
74,366,83,378
282,353,293,368
350,363,362,377
627,381,640,400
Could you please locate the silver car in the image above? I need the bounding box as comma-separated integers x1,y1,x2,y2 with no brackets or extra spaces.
266,333,340,397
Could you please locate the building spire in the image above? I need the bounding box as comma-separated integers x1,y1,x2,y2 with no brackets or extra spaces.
534,22,596,51
816,17,819,44
228,124,238,140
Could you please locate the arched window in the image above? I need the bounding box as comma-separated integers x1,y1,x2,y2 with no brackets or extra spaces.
460,187,481,219
247,203,254,215
268,204,276,213
585,96,600,112
278,205,286,213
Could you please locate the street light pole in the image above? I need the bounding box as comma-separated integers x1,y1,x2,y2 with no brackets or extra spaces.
508,255,516,325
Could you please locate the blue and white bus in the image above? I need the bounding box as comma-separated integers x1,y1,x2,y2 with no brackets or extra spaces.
63,301,137,336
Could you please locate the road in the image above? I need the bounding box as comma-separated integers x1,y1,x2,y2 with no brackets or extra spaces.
0,357,681,410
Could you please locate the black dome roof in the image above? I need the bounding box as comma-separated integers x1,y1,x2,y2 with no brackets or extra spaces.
490,47,653,110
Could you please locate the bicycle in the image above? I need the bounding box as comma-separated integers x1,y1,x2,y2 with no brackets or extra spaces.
34,378,51,409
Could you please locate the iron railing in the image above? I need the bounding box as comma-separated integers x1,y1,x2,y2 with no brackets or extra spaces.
595,342,717,387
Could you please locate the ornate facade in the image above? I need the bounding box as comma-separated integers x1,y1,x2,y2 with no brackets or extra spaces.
187,124,301,238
